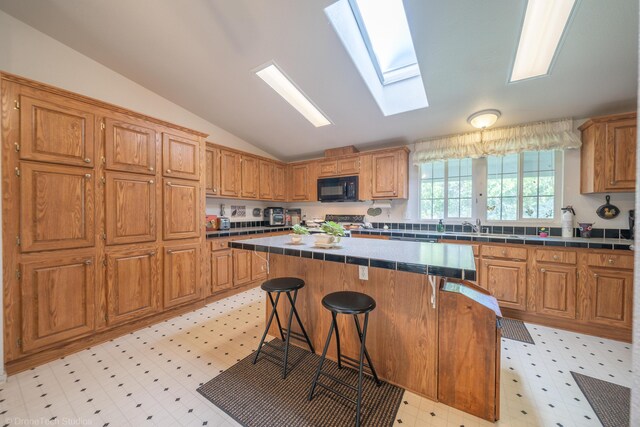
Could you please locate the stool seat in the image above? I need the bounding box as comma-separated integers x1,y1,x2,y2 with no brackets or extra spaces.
322,291,376,315
261,277,305,293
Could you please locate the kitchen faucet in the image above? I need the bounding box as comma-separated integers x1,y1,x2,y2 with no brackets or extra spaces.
462,218,482,234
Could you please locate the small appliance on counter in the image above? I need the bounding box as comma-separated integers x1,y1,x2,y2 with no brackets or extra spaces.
286,208,302,226
264,207,285,226
206,215,218,231
217,217,230,230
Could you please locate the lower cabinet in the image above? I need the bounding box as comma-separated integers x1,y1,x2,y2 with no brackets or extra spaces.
164,242,201,308
106,247,160,326
479,258,527,311
584,266,633,329
211,249,233,293
20,253,96,352
534,263,577,319
251,251,268,282
233,249,253,286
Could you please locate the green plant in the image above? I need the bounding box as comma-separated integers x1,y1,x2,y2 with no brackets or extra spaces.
292,224,310,235
320,221,346,237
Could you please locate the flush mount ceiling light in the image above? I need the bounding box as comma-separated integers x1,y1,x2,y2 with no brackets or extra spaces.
255,62,331,127
467,109,501,129
510,0,577,82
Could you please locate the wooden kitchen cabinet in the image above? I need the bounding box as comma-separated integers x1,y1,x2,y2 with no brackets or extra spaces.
251,251,268,281
534,263,577,319
240,155,259,198
233,249,253,286
19,93,96,168
318,159,338,176
273,164,286,201
162,132,200,181
163,242,201,308
259,160,274,200
205,144,220,196
105,117,157,175
219,149,241,197
105,171,156,245
479,258,527,311
20,162,95,252
580,112,637,193
289,163,312,201
106,247,159,326
211,249,233,294
584,257,633,330
371,148,409,199
163,178,200,240
317,156,360,177
20,253,96,352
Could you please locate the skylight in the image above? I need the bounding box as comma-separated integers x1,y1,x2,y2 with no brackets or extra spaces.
349,0,420,85
255,63,331,127
510,0,577,82
325,0,428,116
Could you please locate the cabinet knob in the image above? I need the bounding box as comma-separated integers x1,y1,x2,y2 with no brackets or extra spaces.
84,260,93,265
149,180,154,184
610,181,615,185
84,174,91,179
167,249,173,254
213,188,217,193
540,268,546,272
84,158,91,163
501,250,507,256
149,251,156,256
166,182,172,186
594,273,599,278
149,167,154,171
166,169,172,173
553,255,559,260
608,258,615,264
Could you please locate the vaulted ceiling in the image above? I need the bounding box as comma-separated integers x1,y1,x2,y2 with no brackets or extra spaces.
1,0,637,161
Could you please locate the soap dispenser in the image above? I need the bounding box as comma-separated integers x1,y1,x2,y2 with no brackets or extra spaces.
437,219,445,232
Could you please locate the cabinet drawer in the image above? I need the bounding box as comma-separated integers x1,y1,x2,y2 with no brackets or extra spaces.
210,239,231,251
535,249,577,265
587,253,634,269
481,245,527,260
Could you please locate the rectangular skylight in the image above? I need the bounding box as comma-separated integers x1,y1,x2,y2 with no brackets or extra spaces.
349,0,420,85
255,63,331,127
510,0,576,82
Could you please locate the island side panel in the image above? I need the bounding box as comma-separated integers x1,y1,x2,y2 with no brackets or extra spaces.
265,254,438,400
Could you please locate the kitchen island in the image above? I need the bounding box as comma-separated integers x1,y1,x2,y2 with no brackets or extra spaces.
230,235,502,422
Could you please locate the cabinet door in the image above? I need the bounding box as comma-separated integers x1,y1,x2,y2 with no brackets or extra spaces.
240,156,259,198
479,259,527,311
605,119,636,191
585,267,633,329
337,157,360,175
205,145,219,196
20,162,95,252
163,178,200,240
162,133,200,181
251,251,268,282
164,243,201,308
259,161,274,200
233,249,252,286
535,264,577,319
318,160,338,177
19,94,95,168
290,164,310,201
219,150,241,197
273,164,286,201
106,172,156,245
211,249,233,293
105,118,157,174
371,152,398,198
21,254,95,352
106,248,159,325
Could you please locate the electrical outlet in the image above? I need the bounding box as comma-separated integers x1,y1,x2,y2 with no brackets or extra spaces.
359,265,368,280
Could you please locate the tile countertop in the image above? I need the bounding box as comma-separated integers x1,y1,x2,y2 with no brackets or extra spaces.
229,234,477,280
206,226,291,238
351,229,634,250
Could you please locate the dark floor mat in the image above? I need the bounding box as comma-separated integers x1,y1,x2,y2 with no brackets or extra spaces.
571,371,630,427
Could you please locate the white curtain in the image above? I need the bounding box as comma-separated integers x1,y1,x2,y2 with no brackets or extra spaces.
413,118,581,165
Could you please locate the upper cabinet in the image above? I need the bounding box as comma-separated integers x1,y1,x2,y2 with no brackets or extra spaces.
289,163,312,201
273,164,286,201
259,160,274,200
163,178,200,240
105,171,156,245
19,94,96,168
219,149,241,197
580,112,637,193
205,144,219,196
317,156,360,177
162,132,200,181
105,117,157,175
371,148,409,199
240,155,259,199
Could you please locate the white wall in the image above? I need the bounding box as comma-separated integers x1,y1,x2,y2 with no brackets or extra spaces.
0,10,280,378
206,198,274,222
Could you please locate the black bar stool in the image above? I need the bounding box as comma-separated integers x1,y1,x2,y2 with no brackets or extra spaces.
308,291,381,427
253,277,314,379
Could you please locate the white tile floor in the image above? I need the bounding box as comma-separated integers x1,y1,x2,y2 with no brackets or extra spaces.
0,287,631,427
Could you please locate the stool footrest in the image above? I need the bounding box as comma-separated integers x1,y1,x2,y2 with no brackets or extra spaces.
339,354,375,376
319,370,358,391
315,381,358,406
256,348,292,367
282,328,311,343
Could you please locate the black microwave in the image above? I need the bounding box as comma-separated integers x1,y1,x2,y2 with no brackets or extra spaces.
317,176,359,202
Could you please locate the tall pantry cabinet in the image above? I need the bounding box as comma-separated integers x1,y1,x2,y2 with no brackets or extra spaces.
1,73,207,372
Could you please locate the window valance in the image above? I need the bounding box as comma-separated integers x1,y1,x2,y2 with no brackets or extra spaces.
413,118,581,165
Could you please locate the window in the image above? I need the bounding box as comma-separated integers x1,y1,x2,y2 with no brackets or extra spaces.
487,151,557,221
420,159,472,220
